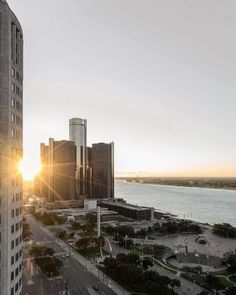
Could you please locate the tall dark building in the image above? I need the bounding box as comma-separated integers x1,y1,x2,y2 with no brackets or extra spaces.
86,146,93,197
91,142,114,199
39,138,76,202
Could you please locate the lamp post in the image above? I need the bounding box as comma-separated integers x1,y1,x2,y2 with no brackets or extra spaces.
195,253,200,265
124,235,128,252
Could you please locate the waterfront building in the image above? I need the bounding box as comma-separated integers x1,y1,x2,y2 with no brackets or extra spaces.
69,118,87,199
91,142,114,199
100,199,154,221
39,139,76,202
0,1,24,294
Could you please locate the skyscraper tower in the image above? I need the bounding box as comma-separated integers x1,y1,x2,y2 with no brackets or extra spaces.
69,118,87,199
0,1,24,295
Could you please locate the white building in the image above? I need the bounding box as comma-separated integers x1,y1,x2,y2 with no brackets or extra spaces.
84,199,97,210
0,1,23,294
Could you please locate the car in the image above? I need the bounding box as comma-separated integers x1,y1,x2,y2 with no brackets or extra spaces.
65,253,70,257
93,284,99,291
62,255,66,259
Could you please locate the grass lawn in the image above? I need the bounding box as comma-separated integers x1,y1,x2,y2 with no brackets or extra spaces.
217,276,234,288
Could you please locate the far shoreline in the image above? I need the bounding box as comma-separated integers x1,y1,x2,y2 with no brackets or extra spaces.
115,178,236,192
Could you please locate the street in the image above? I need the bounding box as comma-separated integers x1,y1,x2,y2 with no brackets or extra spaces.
23,215,117,295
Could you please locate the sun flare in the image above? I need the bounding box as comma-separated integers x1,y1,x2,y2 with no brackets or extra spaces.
18,158,41,180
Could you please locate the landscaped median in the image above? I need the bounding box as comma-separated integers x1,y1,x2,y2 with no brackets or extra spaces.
28,244,62,278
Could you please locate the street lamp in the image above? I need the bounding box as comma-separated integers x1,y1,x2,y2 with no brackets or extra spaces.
124,235,128,252
195,253,200,265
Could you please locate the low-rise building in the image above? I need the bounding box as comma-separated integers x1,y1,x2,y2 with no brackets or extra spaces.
100,199,154,221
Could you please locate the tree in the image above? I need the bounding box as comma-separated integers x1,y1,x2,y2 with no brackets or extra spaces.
170,279,181,294
81,223,94,235
44,247,55,257
119,238,133,250
105,225,115,235
56,230,68,240
85,213,97,226
28,244,45,258
142,257,153,270
225,286,236,295
136,229,147,239
76,237,90,249
71,221,81,230
23,221,33,241
115,225,135,239
226,254,236,272
29,244,55,258
213,223,236,239
35,256,62,277
97,236,105,247
205,274,225,292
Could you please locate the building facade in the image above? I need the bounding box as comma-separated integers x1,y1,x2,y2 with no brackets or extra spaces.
100,200,154,221
69,118,87,199
39,139,76,202
0,1,23,294
91,142,114,199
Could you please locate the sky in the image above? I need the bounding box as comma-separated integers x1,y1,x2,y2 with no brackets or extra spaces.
8,0,236,179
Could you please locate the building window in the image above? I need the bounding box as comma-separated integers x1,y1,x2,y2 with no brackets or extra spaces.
11,68,15,77
11,83,15,92
11,98,15,108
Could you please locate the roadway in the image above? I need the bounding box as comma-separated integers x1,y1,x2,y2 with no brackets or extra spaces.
24,215,117,295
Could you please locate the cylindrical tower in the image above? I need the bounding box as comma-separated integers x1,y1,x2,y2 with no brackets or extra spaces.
69,118,87,199
0,1,24,294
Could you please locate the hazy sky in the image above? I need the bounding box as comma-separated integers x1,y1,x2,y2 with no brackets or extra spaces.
8,0,236,178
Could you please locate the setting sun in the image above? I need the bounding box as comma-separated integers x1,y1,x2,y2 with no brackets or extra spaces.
18,157,41,180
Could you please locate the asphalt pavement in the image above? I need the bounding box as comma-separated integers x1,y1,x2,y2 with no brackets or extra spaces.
24,215,117,295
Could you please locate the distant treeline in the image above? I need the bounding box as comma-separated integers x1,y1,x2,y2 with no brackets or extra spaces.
117,177,236,190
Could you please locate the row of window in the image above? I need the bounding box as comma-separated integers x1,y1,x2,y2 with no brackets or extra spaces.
11,21,23,70
11,277,22,295
11,114,22,126
0,193,22,209
11,68,22,85
11,247,22,266
11,83,22,99
11,98,22,112
11,263,22,281
11,207,22,218
11,129,22,141
12,193,23,203
11,222,22,235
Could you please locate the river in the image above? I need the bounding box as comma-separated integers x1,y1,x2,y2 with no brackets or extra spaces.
115,180,236,226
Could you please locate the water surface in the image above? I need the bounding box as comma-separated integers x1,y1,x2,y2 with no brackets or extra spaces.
115,180,236,226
